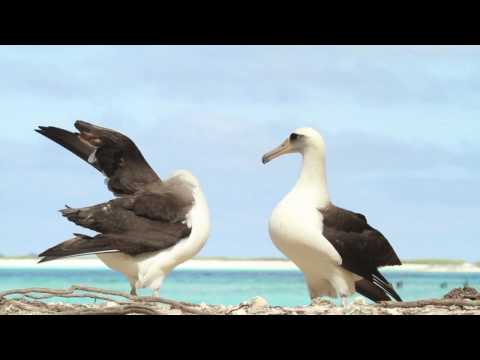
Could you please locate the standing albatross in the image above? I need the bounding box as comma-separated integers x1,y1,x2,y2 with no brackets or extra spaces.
262,128,402,305
36,120,210,296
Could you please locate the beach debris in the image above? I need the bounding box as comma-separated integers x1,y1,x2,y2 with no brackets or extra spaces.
351,297,368,305
384,308,403,315
1,285,480,315
443,286,479,300
310,297,332,306
343,297,372,315
0,285,210,315
231,308,248,315
245,296,268,313
225,296,269,315
167,308,184,315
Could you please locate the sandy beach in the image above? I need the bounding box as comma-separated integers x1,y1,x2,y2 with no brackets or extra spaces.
1,257,479,273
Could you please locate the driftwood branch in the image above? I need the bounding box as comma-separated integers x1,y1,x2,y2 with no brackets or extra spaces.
59,305,164,315
0,285,214,315
379,299,480,308
378,287,480,308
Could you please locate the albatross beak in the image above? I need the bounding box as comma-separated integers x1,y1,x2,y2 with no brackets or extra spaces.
262,139,293,164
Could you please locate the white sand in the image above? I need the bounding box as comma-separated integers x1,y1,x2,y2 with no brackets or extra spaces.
0,258,479,272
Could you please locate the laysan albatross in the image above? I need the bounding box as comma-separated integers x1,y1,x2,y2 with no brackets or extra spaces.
262,127,402,305
36,120,210,296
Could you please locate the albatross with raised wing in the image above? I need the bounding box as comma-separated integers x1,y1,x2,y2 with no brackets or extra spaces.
36,120,210,297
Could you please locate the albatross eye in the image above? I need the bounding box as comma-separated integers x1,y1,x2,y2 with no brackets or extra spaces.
290,133,299,141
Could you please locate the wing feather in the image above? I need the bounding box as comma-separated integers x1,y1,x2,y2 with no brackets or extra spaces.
36,120,160,195
40,187,194,261
321,204,402,302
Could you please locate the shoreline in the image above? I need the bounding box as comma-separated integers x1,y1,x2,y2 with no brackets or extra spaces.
1,258,479,273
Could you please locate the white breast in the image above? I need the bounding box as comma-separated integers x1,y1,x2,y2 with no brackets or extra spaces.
269,193,351,298
269,193,341,267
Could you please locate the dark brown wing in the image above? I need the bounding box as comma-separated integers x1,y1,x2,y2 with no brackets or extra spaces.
38,233,119,262
321,204,402,301
38,190,194,261
130,192,193,223
35,120,160,195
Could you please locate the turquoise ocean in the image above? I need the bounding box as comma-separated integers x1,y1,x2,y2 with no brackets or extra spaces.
1,267,479,306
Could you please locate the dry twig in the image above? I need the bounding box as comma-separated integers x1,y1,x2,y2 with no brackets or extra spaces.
379,299,480,308
0,285,212,315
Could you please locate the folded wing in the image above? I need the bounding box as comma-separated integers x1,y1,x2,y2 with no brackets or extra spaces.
321,205,402,302
39,183,194,262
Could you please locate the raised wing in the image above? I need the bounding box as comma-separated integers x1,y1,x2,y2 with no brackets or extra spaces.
35,120,160,195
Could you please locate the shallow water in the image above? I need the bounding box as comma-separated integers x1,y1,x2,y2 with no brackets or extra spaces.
1,268,478,306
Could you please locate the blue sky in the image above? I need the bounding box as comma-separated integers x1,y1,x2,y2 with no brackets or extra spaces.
0,45,479,260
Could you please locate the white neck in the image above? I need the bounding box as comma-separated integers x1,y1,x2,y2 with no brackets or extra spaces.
290,146,330,208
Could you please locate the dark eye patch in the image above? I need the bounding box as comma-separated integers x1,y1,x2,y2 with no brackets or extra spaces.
290,133,300,141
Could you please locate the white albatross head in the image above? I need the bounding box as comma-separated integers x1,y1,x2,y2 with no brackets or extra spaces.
262,127,326,164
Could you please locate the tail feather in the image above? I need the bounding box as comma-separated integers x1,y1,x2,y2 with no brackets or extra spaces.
38,234,118,263
372,270,402,302
58,203,112,233
355,279,391,302
355,270,403,303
